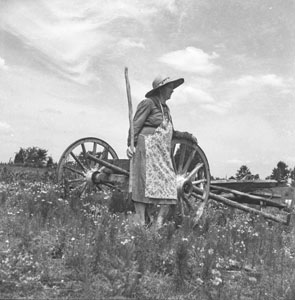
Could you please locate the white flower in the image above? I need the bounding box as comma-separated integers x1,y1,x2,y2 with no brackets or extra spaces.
248,277,257,283
212,269,221,276
121,239,130,245
211,277,222,286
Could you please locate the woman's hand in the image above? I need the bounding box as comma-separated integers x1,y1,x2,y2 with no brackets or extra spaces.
173,131,198,144
127,146,136,158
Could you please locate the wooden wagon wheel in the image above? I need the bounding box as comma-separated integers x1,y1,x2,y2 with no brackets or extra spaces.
171,137,211,226
57,137,119,198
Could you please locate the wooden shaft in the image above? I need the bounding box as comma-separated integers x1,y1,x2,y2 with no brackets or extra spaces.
125,67,134,194
251,191,282,199
193,186,288,225
210,184,286,209
86,153,129,176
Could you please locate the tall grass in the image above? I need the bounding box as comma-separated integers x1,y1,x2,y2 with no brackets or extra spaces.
0,176,295,299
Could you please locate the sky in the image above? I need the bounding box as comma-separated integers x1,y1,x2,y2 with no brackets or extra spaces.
0,0,294,179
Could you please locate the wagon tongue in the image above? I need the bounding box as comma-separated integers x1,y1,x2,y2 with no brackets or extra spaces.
208,179,294,225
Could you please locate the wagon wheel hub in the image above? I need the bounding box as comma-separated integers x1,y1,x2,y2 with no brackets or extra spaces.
177,175,193,198
85,169,95,184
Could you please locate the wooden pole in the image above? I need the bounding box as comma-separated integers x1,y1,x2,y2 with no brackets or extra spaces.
210,184,286,209
125,67,134,195
193,186,289,225
86,153,129,176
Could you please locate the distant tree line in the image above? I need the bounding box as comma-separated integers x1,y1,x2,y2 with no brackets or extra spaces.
11,146,295,182
14,147,55,168
226,161,295,183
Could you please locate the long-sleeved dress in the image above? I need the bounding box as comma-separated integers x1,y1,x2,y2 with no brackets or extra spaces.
128,97,178,205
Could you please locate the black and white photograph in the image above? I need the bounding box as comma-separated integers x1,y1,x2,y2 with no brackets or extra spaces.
0,1,294,299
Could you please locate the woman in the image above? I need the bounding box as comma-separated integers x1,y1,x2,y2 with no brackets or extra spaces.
127,75,197,227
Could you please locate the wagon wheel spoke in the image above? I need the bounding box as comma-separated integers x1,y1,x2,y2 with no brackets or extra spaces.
190,191,204,201
63,165,85,177
80,183,89,198
100,148,109,160
81,143,91,169
192,178,207,185
67,182,86,196
183,149,196,174
94,148,109,169
67,178,86,184
67,181,89,198
91,142,98,168
182,195,193,211
186,162,203,181
70,152,86,172
192,202,206,225
97,183,114,195
177,144,187,174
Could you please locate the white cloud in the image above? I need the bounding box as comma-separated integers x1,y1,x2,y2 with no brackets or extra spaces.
173,84,230,114
286,156,295,164
0,57,7,70
227,159,245,165
0,121,12,132
117,38,145,50
0,0,171,84
181,86,215,104
158,47,220,74
0,0,183,85
149,0,178,13
233,74,286,88
201,103,229,114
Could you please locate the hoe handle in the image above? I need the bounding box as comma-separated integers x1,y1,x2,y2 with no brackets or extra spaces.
125,67,134,194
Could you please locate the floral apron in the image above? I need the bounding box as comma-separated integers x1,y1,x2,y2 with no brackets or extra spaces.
144,104,177,200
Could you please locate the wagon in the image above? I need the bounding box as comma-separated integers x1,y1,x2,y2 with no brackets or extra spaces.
57,136,294,226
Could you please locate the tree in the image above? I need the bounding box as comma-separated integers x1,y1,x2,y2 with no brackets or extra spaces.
46,156,54,168
14,147,26,164
14,147,48,167
235,165,252,180
269,161,290,182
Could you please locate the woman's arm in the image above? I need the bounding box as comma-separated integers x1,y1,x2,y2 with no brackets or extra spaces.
172,129,198,144
127,99,153,146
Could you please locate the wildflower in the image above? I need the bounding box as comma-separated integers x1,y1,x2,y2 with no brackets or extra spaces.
248,277,257,283
211,277,222,286
208,248,214,255
212,269,221,277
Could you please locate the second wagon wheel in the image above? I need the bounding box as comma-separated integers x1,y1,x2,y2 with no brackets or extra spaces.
57,137,119,198
171,137,211,226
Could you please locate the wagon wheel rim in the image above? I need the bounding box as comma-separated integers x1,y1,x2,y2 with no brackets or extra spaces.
171,138,211,225
57,137,118,198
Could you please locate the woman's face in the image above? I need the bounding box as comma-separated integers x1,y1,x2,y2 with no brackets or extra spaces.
160,83,174,101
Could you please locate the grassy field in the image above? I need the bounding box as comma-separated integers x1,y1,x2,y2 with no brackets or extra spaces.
0,171,295,299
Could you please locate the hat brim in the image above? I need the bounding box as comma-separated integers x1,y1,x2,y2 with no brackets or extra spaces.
145,78,184,98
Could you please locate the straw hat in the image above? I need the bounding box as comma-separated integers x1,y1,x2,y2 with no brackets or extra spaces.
145,75,184,98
